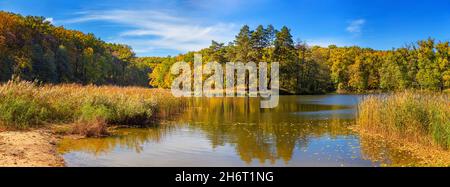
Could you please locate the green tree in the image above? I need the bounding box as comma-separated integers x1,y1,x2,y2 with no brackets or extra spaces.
379,51,406,90
55,45,74,82
273,26,297,93
435,41,450,90
234,25,252,62
416,39,440,90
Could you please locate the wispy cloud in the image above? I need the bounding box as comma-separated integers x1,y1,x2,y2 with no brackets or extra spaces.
185,0,255,11
63,10,238,55
346,19,365,35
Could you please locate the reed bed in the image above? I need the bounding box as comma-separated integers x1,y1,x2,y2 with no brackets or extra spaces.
357,91,450,149
0,80,186,135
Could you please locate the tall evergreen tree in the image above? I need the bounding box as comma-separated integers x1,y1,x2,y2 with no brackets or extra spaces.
274,26,297,92
234,25,252,62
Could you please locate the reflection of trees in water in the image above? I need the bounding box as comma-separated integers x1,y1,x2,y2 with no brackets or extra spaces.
59,96,357,164
188,120,354,164
58,125,177,156
183,97,354,124
180,97,355,164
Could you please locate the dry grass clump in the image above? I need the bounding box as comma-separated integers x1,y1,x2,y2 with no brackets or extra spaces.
357,91,450,149
72,118,109,137
0,80,185,136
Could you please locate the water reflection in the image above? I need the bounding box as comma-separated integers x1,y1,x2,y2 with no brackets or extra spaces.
58,95,421,166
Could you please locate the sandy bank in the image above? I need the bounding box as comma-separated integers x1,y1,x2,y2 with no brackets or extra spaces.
0,129,64,167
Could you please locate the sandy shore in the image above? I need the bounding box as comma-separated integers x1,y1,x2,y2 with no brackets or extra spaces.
0,129,64,167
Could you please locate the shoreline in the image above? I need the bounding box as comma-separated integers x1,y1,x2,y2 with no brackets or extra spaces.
0,128,65,167
353,126,450,167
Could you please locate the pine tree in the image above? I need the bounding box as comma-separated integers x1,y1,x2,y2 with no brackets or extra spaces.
234,25,252,62
274,26,297,92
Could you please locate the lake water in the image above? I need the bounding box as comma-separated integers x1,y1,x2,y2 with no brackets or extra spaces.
58,95,420,167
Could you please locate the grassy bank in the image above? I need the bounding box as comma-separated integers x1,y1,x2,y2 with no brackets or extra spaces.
356,91,450,150
0,80,185,136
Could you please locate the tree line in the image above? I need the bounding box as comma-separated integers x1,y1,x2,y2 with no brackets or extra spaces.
146,25,450,93
1,11,449,93
0,11,149,86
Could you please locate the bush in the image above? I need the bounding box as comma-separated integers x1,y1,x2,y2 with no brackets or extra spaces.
0,96,51,128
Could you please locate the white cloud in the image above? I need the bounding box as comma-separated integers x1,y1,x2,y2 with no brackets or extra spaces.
63,10,238,55
346,19,365,34
186,0,251,11
44,17,54,24
307,38,355,47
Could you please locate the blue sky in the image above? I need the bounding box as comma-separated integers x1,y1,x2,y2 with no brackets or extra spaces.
1,0,450,57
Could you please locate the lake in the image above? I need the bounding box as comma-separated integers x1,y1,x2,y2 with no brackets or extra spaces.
58,95,420,167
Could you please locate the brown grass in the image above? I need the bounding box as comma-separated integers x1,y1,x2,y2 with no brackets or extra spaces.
357,91,450,150
71,118,109,137
0,80,186,136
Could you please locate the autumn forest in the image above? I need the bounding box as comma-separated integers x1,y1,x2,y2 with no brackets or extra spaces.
1,11,449,94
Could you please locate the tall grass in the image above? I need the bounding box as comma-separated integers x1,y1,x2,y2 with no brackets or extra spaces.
0,80,186,133
357,91,450,149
